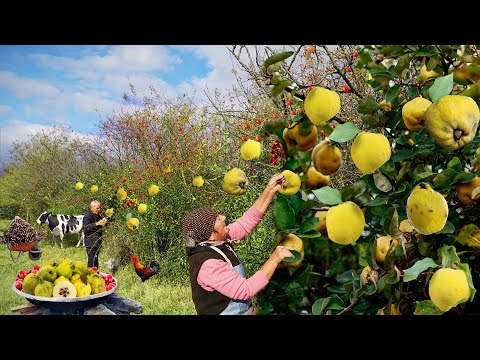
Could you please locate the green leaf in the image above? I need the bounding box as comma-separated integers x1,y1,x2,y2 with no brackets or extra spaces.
384,207,401,239
298,217,319,234
457,262,477,301
414,171,435,181
340,179,368,202
365,197,388,207
373,171,392,193
394,53,415,77
429,73,454,102
284,158,303,171
385,85,401,103
438,221,455,234
272,196,296,230
328,122,360,143
356,49,373,69
284,192,304,215
282,249,302,263
312,297,331,315
312,186,343,205
297,230,322,238
325,294,346,311
358,97,380,114
433,168,457,188
438,245,461,268
415,46,440,57
125,213,132,220
406,86,419,100
392,149,413,162
403,258,438,282
358,242,369,267
414,300,445,315
336,270,356,284
264,51,294,70
415,128,428,142
271,80,292,98
447,156,462,172
452,172,476,184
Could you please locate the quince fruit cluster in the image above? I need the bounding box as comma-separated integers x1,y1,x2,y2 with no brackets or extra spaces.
15,258,117,299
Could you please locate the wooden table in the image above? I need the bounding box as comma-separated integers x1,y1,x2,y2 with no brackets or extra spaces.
10,294,143,315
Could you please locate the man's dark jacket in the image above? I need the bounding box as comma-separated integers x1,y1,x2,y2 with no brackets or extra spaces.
83,210,103,248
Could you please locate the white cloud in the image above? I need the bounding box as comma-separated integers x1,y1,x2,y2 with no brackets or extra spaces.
29,45,182,80
0,71,61,99
0,105,11,115
0,119,99,165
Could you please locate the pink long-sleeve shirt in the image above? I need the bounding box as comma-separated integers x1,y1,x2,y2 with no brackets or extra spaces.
196,205,269,300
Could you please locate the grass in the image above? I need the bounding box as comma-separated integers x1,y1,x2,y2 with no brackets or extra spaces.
0,219,196,315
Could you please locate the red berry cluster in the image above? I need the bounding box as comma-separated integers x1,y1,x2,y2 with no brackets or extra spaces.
269,138,285,165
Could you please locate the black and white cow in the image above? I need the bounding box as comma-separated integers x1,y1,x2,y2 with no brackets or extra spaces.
36,211,85,248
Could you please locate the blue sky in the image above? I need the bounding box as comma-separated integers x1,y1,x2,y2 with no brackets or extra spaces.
0,45,242,165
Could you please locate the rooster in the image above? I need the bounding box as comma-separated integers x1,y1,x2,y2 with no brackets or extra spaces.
131,255,160,282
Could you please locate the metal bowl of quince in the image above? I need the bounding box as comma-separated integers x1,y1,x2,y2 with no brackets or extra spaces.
12,272,118,311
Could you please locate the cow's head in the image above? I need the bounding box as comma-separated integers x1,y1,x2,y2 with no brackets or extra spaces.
36,211,51,225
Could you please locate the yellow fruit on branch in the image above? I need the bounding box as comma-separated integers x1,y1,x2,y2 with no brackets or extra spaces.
424,95,480,150
326,201,365,245
314,209,329,237
304,86,341,125
305,167,331,190
360,265,379,286
278,170,301,195
240,139,262,160
282,121,318,152
406,183,448,235
351,131,391,174
399,219,414,233
90,185,98,193
428,267,470,312
117,187,127,201
222,168,249,196
105,208,114,217
137,203,147,213
417,64,440,83
277,234,304,269
148,184,159,196
75,182,84,191
456,177,480,205
311,139,342,175
379,100,392,111
375,235,398,264
401,97,432,131
192,176,204,187
126,217,140,231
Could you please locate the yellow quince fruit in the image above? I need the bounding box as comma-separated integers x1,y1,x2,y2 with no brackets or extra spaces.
311,139,342,175
117,187,127,201
351,131,391,174
222,168,249,196
126,217,140,231
240,139,262,160
105,208,114,217
278,170,301,196
304,86,341,125
401,97,432,131
192,176,204,187
326,201,365,245
90,185,99,193
282,121,318,151
428,267,470,312
375,235,398,264
277,234,304,269
305,167,331,190
360,265,379,286
406,183,448,235
456,177,480,205
314,209,329,237
137,203,147,213
417,64,440,83
75,182,84,190
148,184,159,196
424,95,480,150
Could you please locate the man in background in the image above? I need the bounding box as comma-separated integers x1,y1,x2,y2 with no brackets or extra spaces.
83,200,107,269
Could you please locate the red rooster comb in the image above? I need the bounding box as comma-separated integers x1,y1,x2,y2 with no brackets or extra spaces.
131,255,138,263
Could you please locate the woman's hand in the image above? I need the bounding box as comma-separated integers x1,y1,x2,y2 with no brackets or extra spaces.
269,245,294,264
267,173,286,192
